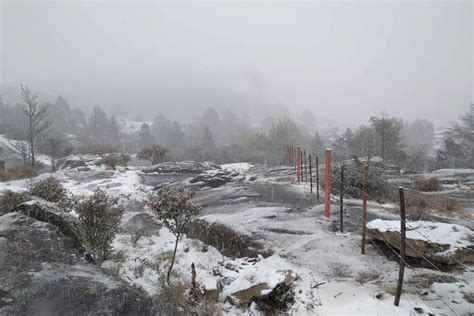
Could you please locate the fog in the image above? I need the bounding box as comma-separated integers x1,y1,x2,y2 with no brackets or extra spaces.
1,0,473,126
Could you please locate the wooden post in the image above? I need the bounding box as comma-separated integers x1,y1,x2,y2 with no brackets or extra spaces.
304,149,308,183
394,187,406,306
300,152,303,183
316,156,320,203
324,149,332,217
293,146,296,168
309,154,313,194
296,146,301,182
288,145,293,167
340,164,344,233
361,165,369,254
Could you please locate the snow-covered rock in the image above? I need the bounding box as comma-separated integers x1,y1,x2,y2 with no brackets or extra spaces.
368,219,474,265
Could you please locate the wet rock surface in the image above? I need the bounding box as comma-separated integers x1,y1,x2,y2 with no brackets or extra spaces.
0,211,159,315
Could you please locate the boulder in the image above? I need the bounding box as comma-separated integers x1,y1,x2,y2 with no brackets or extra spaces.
141,161,220,175
58,158,87,169
16,198,86,254
0,212,158,315
224,271,295,311
367,219,474,266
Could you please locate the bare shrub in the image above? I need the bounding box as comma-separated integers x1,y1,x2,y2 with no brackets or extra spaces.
76,189,124,265
404,193,462,220
79,144,117,157
102,153,131,170
0,190,30,215
0,165,36,182
414,177,441,192
137,145,169,165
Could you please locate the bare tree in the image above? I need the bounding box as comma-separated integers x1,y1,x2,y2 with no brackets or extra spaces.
19,85,50,168
8,139,30,165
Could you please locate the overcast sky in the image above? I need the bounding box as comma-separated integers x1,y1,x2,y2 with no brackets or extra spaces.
1,0,472,127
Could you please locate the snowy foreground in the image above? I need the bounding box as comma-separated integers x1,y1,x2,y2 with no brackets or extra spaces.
1,159,473,315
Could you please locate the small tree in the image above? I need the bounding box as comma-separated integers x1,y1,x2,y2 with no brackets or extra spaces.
19,85,50,168
146,185,200,283
76,189,124,265
137,145,169,165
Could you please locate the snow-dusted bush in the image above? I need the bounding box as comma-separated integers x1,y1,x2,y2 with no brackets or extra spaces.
0,190,30,214
325,159,391,199
29,176,67,203
102,153,131,170
76,189,124,265
146,185,200,282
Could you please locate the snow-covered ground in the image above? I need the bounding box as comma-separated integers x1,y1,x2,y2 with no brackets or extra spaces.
0,158,473,315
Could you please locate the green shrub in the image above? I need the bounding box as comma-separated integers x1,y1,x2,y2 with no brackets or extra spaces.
76,189,124,265
102,153,131,170
29,176,67,203
0,190,30,215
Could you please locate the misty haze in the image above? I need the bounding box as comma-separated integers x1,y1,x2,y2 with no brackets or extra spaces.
0,1,473,315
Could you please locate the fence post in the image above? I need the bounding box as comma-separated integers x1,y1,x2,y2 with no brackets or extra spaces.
309,154,313,194
300,152,304,183
304,149,308,183
324,149,332,217
340,164,344,233
394,187,406,306
316,156,320,203
361,165,369,254
296,146,301,182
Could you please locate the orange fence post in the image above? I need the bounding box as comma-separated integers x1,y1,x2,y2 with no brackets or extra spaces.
304,149,308,183
316,156,320,203
324,149,332,217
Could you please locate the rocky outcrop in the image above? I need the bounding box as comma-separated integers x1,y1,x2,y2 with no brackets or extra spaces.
141,161,220,175
189,168,243,188
0,212,159,315
223,271,296,312
16,198,86,254
368,223,474,266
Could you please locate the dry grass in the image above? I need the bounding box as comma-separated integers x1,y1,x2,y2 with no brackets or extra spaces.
0,165,36,182
355,272,380,285
331,264,352,279
414,177,441,192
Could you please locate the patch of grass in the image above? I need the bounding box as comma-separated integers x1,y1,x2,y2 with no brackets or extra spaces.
414,177,441,192
408,272,458,289
331,264,352,279
0,165,36,182
355,272,380,285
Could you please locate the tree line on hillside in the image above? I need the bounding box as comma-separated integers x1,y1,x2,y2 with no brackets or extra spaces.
0,85,472,172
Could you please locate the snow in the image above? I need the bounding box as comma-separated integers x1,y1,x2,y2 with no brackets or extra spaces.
221,162,254,174
1,158,473,315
